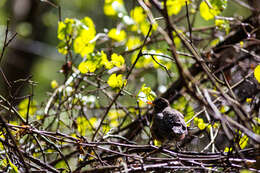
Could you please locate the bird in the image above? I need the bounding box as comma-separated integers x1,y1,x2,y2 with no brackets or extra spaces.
150,97,187,144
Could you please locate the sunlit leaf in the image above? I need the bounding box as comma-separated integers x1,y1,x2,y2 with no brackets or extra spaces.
73,32,95,57
200,0,227,21
73,17,96,57
130,6,146,24
108,28,126,42
110,120,119,127
140,21,150,36
240,41,244,48
77,116,97,136
107,74,125,88
138,84,156,103
198,121,206,130
51,80,58,89
110,53,125,68
215,19,230,33
18,98,37,118
57,18,75,41
131,51,152,68
126,36,142,50
224,147,232,152
104,0,126,17
197,118,206,130
206,124,212,132
200,1,215,20
99,51,112,69
254,65,260,83
55,160,67,170
78,61,90,74
77,116,87,136
165,0,186,16
153,139,162,146
210,38,220,46
239,134,248,149
108,109,125,120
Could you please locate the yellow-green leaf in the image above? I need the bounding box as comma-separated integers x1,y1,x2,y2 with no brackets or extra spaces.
197,118,206,130
18,98,37,118
165,0,186,16
77,116,88,136
104,0,125,16
110,53,125,68
224,147,232,152
108,28,126,42
108,109,125,120
126,36,141,50
78,52,109,73
73,17,96,57
138,84,156,103
51,80,58,89
153,139,162,146
57,18,75,41
107,74,125,88
130,6,146,24
78,60,97,74
73,33,95,57
77,116,97,136
200,1,214,20
254,65,260,83
110,120,119,127
200,0,227,21
239,134,248,149
198,122,206,130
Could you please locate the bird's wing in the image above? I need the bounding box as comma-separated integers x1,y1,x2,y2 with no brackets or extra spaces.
162,108,187,134
163,107,184,120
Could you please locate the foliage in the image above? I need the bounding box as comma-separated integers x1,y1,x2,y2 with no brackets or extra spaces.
200,0,227,20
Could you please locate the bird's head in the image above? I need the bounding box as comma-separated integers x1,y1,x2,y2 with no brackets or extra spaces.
148,97,169,112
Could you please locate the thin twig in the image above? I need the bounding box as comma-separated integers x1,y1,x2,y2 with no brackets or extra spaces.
185,1,192,43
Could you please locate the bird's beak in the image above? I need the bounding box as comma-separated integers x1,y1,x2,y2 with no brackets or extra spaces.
147,101,154,106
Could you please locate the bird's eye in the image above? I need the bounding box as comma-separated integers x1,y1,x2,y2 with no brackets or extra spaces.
182,126,186,130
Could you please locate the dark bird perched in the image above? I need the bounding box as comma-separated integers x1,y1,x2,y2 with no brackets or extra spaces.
150,97,187,143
